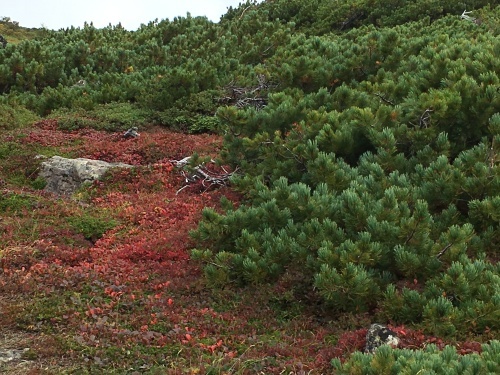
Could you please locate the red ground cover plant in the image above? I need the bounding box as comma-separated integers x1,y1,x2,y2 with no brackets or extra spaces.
22,119,222,164
0,123,332,372
0,122,489,373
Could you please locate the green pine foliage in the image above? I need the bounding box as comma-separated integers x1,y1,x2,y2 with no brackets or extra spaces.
235,0,494,34
333,341,500,374
50,102,152,131
192,1,500,339
0,102,39,129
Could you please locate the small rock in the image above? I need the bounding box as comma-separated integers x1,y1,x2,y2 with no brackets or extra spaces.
364,323,399,353
0,348,30,363
123,127,140,139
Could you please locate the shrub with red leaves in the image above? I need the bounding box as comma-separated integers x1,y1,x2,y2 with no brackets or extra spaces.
329,328,368,362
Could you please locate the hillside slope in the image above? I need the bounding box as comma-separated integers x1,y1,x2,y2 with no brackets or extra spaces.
0,1,498,373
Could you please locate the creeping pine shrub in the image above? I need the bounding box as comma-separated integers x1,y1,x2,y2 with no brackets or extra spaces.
332,341,500,375
0,103,39,129
380,255,500,335
154,90,221,133
188,115,221,134
50,102,152,132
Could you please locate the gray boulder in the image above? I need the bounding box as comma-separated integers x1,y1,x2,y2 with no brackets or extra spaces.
364,323,400,353
39,156,133,196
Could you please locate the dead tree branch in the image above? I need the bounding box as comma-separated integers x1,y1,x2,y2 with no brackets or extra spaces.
487,138,497,171
374,92,395,105
170,156,239,195
238,5,253,20
410,108,433,129
436,243,452,259
219,74,277,110
340,11,365,30
461,10,478,23
419,108,433,128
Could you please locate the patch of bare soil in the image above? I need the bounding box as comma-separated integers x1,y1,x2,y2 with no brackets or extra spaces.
0,331,78,374
0,298,78,374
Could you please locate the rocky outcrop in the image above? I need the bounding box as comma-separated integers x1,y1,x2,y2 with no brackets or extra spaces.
39,156,133,196
364,323,400,353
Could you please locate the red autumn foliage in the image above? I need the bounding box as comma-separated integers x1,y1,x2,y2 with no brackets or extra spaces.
23,120,222,165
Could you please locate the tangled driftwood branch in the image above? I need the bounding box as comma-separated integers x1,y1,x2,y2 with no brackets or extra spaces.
461,10,476,22
170,156,238,194
410,108,433,129
419,108,433,128
219,74,276,110
461,10,482,25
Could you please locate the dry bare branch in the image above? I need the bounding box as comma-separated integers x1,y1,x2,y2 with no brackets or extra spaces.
436,243,452,259
410,108,433,128
374,92,395,105
170,156,239,194
220,74,277,110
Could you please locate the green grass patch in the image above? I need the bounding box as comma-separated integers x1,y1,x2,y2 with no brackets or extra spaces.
0,145,44,187
269,290,304,322
12,293,70,332
67,211,118,242
0,141,72,188
29,175,47,190
0,191,38,213
0,142,21,159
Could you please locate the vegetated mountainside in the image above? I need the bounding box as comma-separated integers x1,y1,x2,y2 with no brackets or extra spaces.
0,17,45,45
0,0,499,373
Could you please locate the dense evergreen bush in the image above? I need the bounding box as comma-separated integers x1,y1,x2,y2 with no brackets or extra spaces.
332,341,500,374
192,2,500,338
50,102,152,131
0,102,39,129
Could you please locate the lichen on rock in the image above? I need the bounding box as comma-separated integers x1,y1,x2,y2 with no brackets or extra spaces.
365,323,400,353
